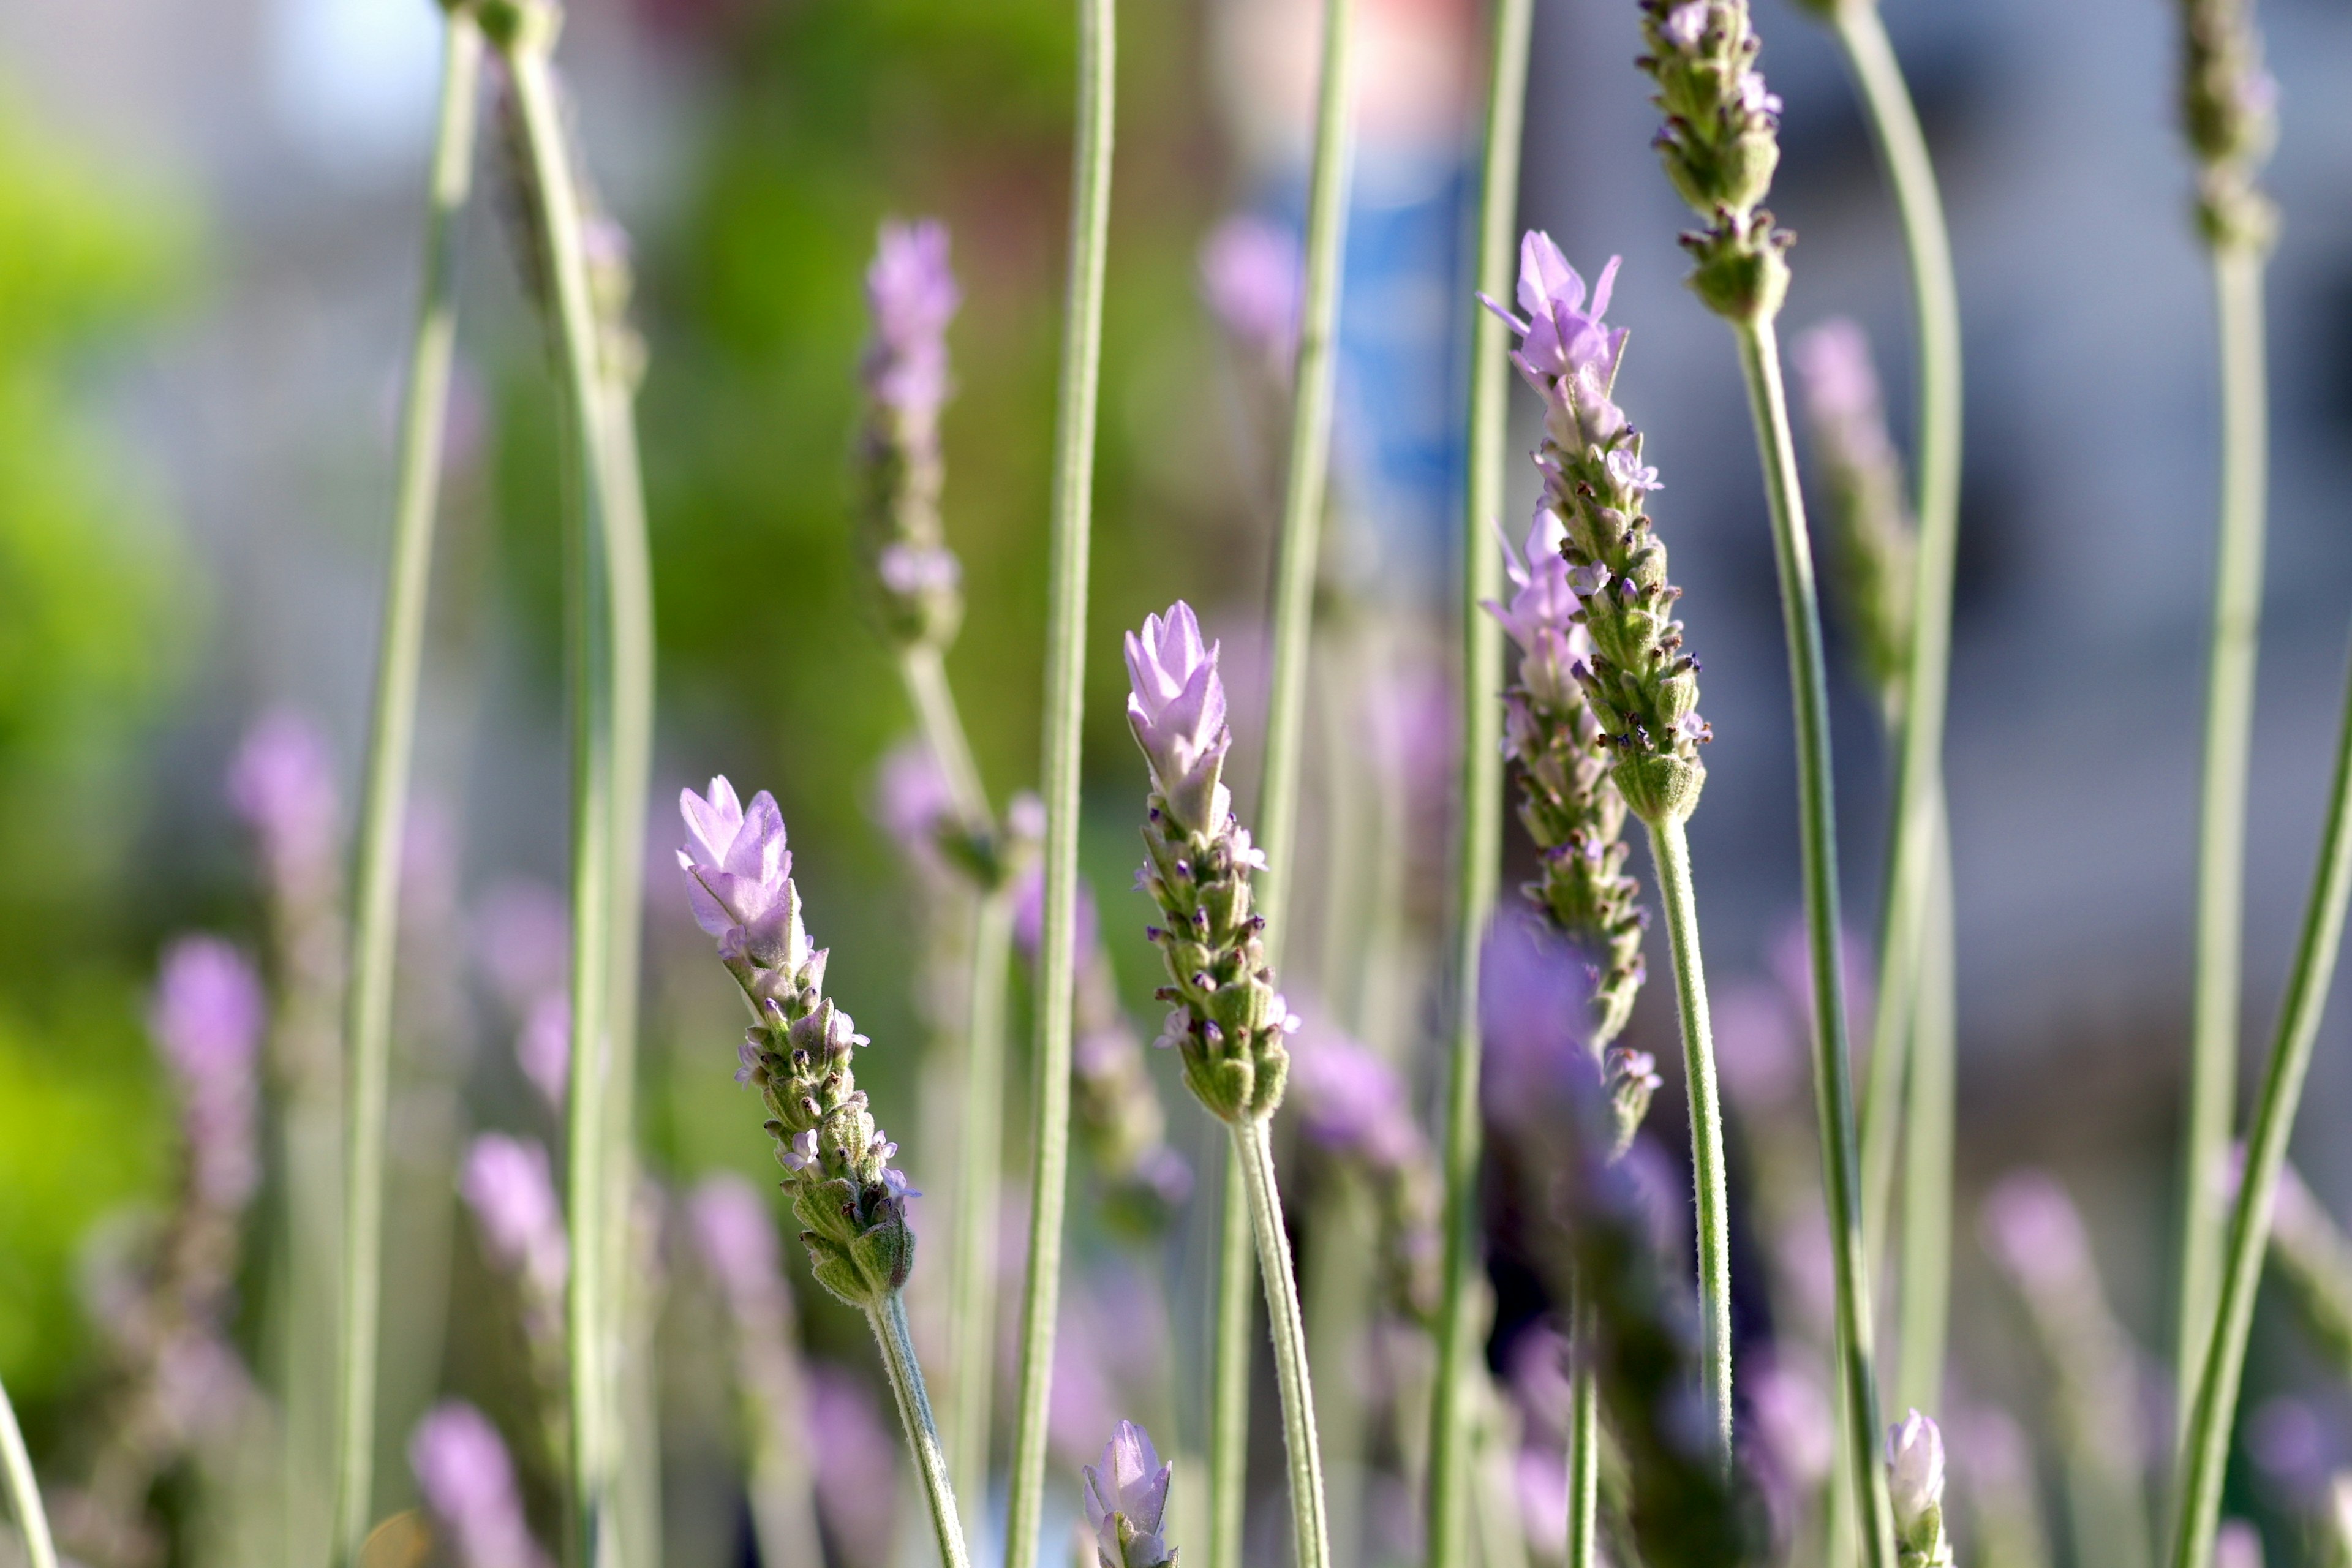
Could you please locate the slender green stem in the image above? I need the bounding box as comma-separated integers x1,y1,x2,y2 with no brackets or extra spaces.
1002,0,1114,1556
1208,1144,1253,1568
329,18,481,1561
1732,317,1896,1568
1829,0,1964,1349
1426,0,1529,1553
900,644,991,833
1565,1317,1597,1568
1250,0,1354,935
2170,631,2352,1568
1645,815,1731,1455
1894,810,1954,1416
2175,241,2270,1419
947,888,1016,1536
0,1373,56,1568
1234,1118,1332,1568
870,1292,974,1568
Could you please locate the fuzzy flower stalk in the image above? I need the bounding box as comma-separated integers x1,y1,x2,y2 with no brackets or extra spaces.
1485,233,1730,1455
1885,1411,1954,1568
1084,1422,1177,1568
675,777,969,1568
1124,603,1330,1568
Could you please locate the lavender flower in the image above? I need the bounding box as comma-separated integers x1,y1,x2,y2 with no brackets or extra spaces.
2218,1518,2268,1568
1485,233,1711,831
806,1366,903,1568
1013,869,1192,1231
462,1133,569,1306
1287,1022,1442,1321
149,937,266,1210
1636,0,1794,321
1199,213,1301,371
677,777,917,1307
1793,318,1916,711
1885,1410,1954,1568
1082,1421,1175,1568
859,219,965,649
1744,1351,1834,1494
227,708,340,898
409,1401,551,1568
2179,0,2277,248
1125,603,1295,1125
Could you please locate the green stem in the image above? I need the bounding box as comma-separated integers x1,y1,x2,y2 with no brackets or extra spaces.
2175,240,2270,1420
1234,1118,1332,1568
0,1373,56,1568
1894,811,1954,1416
947,888,1016,1536
2169,636,2352,1568
1001,0,1114,1555
869,1292,974,1568
1566,1325,1597,1568
1208,1144,1253,1568
1425,0,1529,1551
1732,317,1896,1568
329,17,482,1561
1828,0,1964,1363
1645,815,1731,1455
900,643,991,834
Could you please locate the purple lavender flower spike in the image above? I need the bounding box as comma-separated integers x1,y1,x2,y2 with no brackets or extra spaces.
864,219,960,423
517,994,570,1113
687,1172,783,1322
462,1133,569,1303
227,708,340,892
410,1401,551,1568
1199,214,1301,369
1286,1017,1443,1320
1125,601,1236,840
1082,1420,1175,1568
1792,317,1914,707
860,219,965,650
149,936,267,1209
677,777,801,964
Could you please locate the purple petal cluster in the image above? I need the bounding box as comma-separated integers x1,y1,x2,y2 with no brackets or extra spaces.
409,1401,550,1568
149,935,266,1209
1483,235,1627,405
1082,1420,1174,1568
1485,511,1593,713
687,1172,783,1322
462,1133,568,1305
1885,1408,1947,1537
1124,601,1240,842
1198,214,1301,368
227,708,339,893
679,777,806,978
863,219,960,426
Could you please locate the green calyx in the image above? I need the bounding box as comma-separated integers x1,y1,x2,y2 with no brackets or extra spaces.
1680,210,1793,324
475,0,559,55
1137,799,1291,1125
1895,1502,1955,1568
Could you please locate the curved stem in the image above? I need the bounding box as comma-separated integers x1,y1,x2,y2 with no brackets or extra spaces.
1645,815,1731,1455
947,888,1016,1538
0,1373,56,1568
870,1292,974,1568
1894,810,1954,1416
2170,628,2352,1568
330,18,481,1561
1002,0,1114,1556
1732,317,1896,1568
2175,241,2270,1418
1426,0,1529,1553
900,643,991,835
1208,1145,1254,1568
1234,1119,1332,1568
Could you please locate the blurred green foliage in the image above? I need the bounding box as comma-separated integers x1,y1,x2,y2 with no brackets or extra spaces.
0,98,200,1400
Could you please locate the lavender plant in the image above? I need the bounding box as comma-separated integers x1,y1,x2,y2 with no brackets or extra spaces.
1635,6,1892,1555
409,1401,551,1568
1792,320,1915,722
673,777,968,1567
1885,1412,1954,1568
461,1134,570,1464
1123,603,1329,1568
1084,1422,1177,1568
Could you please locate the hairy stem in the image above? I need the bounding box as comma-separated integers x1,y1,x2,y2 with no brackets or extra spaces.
329,18,481,1561
947,888,1016,1537
1235,1119,1333,1568
1646,815,1731,1455
870,1292,973,1568
1001,0,1114,1556
1733,317,1896,1568
1208,1147,1253,1568
1425,0,1530,1553
2171,630,2352,1568
2175,240,2270,1419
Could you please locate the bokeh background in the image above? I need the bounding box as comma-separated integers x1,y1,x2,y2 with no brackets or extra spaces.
6,0,2352,1561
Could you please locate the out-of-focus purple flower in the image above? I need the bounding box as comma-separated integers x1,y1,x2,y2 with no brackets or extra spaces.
687,1172,784,1322
227,709,339,889
1744,1351,1834,1490
516,995,570,1114
1980,1171,2092,1293
1125,602,1237,840
1013,866,1102,967
2217,1520,2267,1568
149,936,266,1209
1287,1022,1422,1172
806,1365,901,1568
1515,1446,1569,1558
872,739,956,870
863,219,960,426
1478,909,1594,1118
475,880,569,1016
2248,1396,2335,1503
1082,1420,1173,1568
409,1401,549,1568
1792,319,1889,445
1710,978,1804,1112
677,777,798,960
1662,1,1708,50
462,1134,568,1303
1484,511,1591,712
1885,1408,1946,1534
153,1330,254,1446
1199,214,1300,368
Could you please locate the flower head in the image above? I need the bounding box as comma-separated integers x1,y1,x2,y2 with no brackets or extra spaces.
677,777,801,964
149,936,266,1209
462,1134,568,1303
410,1402,549,1568
1885,1409,1946,1535
1125,601,1234,837
1980,1170,2092,1294
1483,511,1591,712
1482,233,1629,405
1199,214,1300,366
863,219,959,423
1083,1420,1174,1568
228,708,339,892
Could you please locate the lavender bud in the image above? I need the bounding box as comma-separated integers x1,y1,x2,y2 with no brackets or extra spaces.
2179,0,2277,249
1199,214,1301,374
858,219,965,649
1885,1409,1954,1567
409,1401,551,1568
677,777,916,1307
1082,1420,1176,1568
